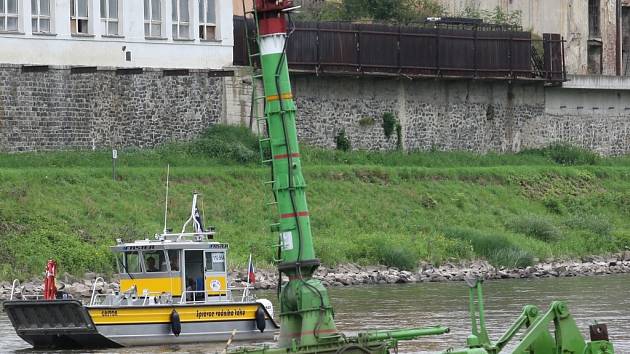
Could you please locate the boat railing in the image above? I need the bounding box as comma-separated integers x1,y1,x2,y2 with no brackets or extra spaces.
177,285,255,305
141,290,172,306
179,290,210,304
240,284,254,302
7,281,44,301
9,279,20,300
90,293,110,306
89,277,105,306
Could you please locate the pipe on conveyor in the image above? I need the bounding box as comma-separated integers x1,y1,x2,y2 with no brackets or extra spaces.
360,326,450,342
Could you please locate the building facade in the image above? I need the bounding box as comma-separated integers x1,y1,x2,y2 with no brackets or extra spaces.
0,0,233,69
431,0,630,76
233,0,250,17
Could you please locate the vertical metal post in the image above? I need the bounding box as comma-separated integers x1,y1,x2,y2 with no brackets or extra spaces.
617,0,622,76
356,24,361,74
316,22,320,73
397,25,401,75
435,27,440,76
473,25,478,78
469,286,478,337
112,149,118,181
508,33,513,79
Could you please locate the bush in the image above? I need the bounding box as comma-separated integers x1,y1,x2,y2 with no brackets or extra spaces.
190,139,258,163
543,197,564,214
376,243,418,270
521,143,599,166
382,112,397,139
189,125,259,163
200,125,259,151
565,214,613,238
358,117,375,127
506,215,560,242
443,227,533,268
335,129,351,151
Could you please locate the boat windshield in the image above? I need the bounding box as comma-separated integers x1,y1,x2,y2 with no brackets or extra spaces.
143,250,167,272
168,250,180,272
205,252,226,272
115,252,124,273
125,251,142,273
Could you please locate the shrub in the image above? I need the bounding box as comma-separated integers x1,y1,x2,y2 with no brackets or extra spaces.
375,242,418,270
493,248,534,269
190,139,258,163
335,129,351,151
382,112,397,139
506,215,560,242
543,197,564,214
189,125,259,163
521,143,599,166
443,227,533,268
358,117,375,127
565,214,613,238
200,125,259,151
420,194,438,208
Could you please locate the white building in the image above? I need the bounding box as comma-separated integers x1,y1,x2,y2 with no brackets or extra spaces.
0,0,233,69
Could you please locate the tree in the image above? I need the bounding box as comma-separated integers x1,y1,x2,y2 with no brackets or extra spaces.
295,0,445,24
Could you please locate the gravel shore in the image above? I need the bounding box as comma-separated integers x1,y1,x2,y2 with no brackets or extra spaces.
3,252,630,300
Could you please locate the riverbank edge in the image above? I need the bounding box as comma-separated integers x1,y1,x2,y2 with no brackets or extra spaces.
3,252,630,300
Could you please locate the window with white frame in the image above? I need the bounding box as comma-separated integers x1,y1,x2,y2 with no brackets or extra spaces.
171,0,189,39
70,0,89,34
32,0,51,33
0,0,19,32
144,0,161,37
100,0,119,35
199,0,216,40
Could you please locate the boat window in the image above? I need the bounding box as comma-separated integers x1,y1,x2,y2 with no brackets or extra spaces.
125,251,142,273
205,252,225,272
114,252,124,273
168,249,180,272
143,250,167,272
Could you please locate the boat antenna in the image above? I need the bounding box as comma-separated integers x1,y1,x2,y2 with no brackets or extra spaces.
163,164,170,234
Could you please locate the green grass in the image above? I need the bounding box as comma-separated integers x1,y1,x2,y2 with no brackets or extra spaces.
2,126,630,279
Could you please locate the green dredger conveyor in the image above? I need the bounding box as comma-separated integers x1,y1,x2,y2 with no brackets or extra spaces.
234,1,618,353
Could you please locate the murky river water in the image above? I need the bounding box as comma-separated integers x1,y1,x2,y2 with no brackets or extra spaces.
2,274,630,353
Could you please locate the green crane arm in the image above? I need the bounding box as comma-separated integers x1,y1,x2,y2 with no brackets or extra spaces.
447,280,615,354
510,302,583,354
254,0,338,348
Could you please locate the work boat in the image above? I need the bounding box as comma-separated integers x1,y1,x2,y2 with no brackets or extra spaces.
3,193,278,349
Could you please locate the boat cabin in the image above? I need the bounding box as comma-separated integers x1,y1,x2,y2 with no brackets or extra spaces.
112,233,230,302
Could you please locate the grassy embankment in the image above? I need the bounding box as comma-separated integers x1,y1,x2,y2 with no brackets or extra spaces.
1,126,630,279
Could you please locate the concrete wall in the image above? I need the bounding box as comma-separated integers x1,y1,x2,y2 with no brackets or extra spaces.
0,65,223,152
0,0,233,69
526,75,630,155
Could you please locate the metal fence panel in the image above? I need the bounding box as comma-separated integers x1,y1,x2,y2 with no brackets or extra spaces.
233,16,565,82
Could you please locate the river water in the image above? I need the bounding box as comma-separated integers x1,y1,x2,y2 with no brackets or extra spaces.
2,274,630,353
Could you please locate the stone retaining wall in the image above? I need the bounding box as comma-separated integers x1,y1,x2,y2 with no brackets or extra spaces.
0,65,223,152
3,65,630,155
292,76,549,153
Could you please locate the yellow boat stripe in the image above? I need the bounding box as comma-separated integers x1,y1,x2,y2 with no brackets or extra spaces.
88,304,259,325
